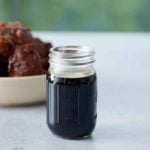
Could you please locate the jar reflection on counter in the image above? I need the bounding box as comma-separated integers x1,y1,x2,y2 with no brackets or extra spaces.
47,46,97,139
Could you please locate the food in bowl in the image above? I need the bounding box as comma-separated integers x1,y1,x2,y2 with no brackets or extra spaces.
0,21,52,105
0,21,52,77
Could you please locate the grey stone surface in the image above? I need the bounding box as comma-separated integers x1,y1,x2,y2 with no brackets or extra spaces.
0,32,150,150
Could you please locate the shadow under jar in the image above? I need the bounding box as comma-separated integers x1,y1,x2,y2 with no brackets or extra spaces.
47,46,97,139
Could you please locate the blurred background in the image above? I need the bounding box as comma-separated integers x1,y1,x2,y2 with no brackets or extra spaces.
0,0,150,31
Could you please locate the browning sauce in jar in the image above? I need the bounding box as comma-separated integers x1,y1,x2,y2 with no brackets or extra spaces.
47,73,97,139
47,46,97,139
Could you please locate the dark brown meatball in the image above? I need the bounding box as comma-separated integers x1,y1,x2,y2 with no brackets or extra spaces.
9,44,45,77
0,60,8,76
32,38,52,57
0,21,52,77
0,36,12,76
32,38,52,70
0,21,33,45
0,36,12,61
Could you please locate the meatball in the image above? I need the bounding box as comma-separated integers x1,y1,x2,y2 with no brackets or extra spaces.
0,36,12,62
0,21,33,45
0,36,12,76
32,38,52,57
9,44,45,77
0,60,8,76
32,38,52,70
0,21,52,77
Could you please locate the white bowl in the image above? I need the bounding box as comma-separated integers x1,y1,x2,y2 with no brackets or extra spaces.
0,75,46,106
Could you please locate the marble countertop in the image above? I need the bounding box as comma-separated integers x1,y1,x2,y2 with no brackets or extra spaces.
0,32,150,150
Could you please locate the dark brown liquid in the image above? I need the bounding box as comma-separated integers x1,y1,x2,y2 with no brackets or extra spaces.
47,73,97,139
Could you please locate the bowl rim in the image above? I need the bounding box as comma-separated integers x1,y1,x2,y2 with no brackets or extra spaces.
0,74,46,81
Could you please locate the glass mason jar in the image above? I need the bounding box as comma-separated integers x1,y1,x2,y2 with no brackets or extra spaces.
47,46,97,139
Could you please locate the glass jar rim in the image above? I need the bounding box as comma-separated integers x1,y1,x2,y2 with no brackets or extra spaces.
50,46,95,58
49,46,95,66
